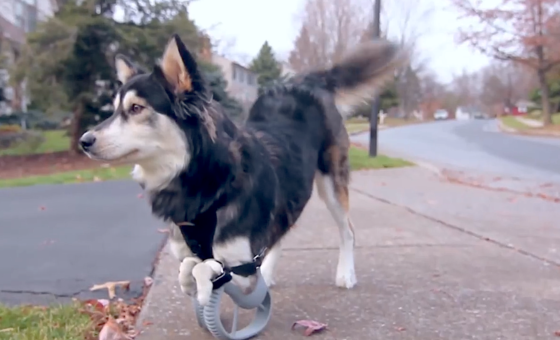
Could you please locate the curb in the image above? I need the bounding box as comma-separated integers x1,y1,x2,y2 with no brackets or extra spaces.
496,119,517,133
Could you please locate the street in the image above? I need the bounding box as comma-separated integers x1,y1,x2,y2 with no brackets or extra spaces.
0,181,166,305
352,119,560,184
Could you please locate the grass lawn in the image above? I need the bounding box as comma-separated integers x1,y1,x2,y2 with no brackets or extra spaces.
345,121,370,134
349,146,412,170
500,116,532,130
0,304,94,340
0,130,70,156
0,165,132,188
0,147,410,188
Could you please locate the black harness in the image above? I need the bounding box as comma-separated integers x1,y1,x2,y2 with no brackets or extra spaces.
175,210,266,290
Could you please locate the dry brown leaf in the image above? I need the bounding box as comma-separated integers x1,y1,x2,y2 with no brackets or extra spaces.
0,328,14,333
93,176,102,182
98,317,131,340
90,281,131,299
292,319,328,336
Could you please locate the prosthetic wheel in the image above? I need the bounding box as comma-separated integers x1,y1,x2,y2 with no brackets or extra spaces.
192,269,272,340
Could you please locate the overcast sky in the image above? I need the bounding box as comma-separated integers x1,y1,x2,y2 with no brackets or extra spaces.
189,0,491,84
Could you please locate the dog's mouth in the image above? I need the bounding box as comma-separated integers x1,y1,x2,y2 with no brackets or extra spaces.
86,149,140,164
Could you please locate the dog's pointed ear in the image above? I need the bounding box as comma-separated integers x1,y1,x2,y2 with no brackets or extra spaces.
160,34,199,94
115,54,137,84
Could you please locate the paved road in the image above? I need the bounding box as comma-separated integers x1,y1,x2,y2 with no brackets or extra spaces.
0,180,166,305
353,119,560,184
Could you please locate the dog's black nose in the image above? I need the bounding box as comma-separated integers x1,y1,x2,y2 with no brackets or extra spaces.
79,133,96,151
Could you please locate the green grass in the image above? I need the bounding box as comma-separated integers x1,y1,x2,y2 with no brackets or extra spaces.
345,121,370,134
349,146,413,170
500,116,532,130
0,304,94,340
0,130,70,156
0,145,410,188
0,165,132,188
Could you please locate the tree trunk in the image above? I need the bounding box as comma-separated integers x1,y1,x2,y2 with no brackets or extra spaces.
69,100,84,156
537,68,553,126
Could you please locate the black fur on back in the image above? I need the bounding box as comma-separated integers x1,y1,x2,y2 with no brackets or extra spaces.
120,35,405,259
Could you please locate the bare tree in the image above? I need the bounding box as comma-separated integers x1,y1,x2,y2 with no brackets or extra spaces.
479,61,538,112
289,0,369,72
380,0,434,118
452,0,560,125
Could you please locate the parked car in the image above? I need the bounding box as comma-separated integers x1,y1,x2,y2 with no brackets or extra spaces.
433,109,449,120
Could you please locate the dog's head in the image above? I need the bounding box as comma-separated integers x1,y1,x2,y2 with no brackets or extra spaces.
79,35,213,175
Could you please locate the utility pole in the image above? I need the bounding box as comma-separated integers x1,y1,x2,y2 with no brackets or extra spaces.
369,0,381,157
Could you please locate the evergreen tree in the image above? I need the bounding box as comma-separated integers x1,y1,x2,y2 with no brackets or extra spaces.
249,41,282,92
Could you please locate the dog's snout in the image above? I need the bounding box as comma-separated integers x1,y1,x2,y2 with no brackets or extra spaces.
79,132,96,151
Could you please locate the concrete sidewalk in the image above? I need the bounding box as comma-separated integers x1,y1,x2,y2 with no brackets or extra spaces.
136,167,560,340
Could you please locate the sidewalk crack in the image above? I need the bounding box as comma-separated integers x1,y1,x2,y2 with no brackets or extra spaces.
351,187,560,267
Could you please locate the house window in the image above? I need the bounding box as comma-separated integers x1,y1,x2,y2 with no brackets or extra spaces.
14,0,38,33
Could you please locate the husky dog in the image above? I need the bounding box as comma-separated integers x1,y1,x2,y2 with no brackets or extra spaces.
80,34,407,305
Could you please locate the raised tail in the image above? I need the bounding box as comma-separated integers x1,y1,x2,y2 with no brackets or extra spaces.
302,39,409,117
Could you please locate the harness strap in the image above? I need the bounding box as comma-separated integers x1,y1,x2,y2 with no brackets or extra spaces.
211,248,267,290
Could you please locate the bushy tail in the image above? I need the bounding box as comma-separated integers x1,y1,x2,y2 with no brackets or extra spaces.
304,40,409,117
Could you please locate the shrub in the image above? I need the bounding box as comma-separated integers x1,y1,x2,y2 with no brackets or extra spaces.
0,124,22,134
0,130,45,152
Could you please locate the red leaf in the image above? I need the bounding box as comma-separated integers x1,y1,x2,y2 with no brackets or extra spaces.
554,330,560,337
292,319,328,336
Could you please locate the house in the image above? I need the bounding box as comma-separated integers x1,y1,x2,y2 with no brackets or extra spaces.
0,0,58,115
211,54,258,113
502,100,537,116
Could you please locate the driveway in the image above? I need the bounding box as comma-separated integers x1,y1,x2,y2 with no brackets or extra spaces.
353,119,560,185
0,180,166,305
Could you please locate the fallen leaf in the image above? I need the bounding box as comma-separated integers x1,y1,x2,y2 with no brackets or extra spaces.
144,277,153,287
82,299,107,312
38,206,46,211
90,281,131,299
142,320,153,327
0,328,13,333
137,193,144,199
98,317,131,340
93,176,102,182
554,330,560,337
395,326,406,331
292,320,328,336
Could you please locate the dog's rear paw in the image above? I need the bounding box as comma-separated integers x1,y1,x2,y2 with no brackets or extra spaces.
335,269,357,289
178,257,199,296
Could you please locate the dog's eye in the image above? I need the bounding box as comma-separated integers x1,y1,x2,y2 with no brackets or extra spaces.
130,104,144,114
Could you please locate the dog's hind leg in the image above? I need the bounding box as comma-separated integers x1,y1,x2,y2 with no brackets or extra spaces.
315,169,356,289
260,241,282,287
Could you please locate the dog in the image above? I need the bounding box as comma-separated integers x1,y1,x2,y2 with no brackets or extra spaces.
80,34,407,305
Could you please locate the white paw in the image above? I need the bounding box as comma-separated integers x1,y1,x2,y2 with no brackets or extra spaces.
178,257,199,296
335,266,357,289
193,260,223,307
